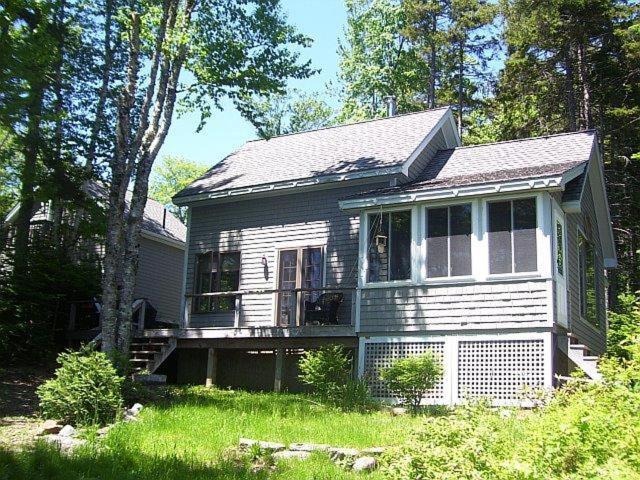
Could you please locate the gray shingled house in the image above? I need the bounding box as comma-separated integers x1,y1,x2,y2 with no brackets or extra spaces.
142,106,615,406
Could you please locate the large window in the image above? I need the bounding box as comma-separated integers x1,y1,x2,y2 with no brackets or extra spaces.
579,232,598,327
367,210,412,282
488,198,537,274
194,251,240,313
426,204,472,278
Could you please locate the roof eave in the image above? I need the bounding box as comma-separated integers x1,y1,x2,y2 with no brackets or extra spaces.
339,175,565,211
173,165,405,206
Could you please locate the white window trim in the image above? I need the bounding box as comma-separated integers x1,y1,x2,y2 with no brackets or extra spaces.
577,226,604,332
358,193,552,288
421,199,476,282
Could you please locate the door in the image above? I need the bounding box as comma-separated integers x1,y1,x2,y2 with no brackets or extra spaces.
553,207,568,328
276,247,323,326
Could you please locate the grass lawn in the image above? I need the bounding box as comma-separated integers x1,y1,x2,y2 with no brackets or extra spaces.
0,387,424,480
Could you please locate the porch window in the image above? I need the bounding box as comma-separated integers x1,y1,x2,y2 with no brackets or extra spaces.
194,251,240,313
367,210,411,282
579,232,598,327
488,198,537,274
425,204,472,278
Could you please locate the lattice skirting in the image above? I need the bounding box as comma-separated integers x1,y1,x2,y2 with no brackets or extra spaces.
361,333,550,405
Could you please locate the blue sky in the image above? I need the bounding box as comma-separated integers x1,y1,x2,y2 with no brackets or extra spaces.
158,0,348,169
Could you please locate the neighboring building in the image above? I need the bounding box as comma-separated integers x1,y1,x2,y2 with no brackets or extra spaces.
1,183,187,328
147,107,613,405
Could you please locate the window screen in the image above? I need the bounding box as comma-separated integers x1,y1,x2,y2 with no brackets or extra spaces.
426,204,472,278
194,252,240,313
488,198,537,274
367,210,411,282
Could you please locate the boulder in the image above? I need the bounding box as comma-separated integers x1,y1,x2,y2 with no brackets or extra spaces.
97,425,112,436
272,450,311,461
37,420,62,436
289,443,330,452
45,435,86,453
362,447,386,456
130,403,144,414
239,438,285,452
58,425,77,437
328,447,360,461
352,456,377,472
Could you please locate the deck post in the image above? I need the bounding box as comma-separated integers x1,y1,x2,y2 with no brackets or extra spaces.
205,347,217,387
274,348,284,393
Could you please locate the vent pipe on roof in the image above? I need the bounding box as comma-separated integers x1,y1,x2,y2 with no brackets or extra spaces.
162,208,167,229
384,95,397,117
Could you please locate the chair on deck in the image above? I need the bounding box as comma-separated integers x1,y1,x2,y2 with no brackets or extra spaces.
304,292,344,325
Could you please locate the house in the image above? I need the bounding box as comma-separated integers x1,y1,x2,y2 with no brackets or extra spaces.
1,183,187,334
148,106,614,405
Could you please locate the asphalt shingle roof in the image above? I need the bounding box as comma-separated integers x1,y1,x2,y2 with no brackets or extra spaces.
174,107,451,199
346,130,596,200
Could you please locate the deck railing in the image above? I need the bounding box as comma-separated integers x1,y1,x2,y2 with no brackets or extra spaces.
184,287,357,329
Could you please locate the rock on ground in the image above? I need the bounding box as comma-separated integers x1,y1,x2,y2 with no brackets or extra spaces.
37,420,63,436
352,456,377,472
362,446,386,455
289,443,330,452
328,447,360,460
129,403,144,414
272,450,311,461
44,435,87,453
58,425,77,437
239,438,285,452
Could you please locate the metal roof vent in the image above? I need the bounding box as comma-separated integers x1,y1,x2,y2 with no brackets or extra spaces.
384,95,397,117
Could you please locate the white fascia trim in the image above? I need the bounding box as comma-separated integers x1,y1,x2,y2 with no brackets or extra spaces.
560,162,588,187
591,143,617,268
173,165,404,206
140,229,186,250
339,176,564,211
401,108,458,177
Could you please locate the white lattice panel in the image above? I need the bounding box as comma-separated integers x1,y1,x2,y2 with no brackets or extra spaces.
457,339,545,401
364,342,446,401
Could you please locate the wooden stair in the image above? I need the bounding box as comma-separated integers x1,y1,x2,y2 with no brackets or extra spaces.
129,337,176,374
562,333,602,381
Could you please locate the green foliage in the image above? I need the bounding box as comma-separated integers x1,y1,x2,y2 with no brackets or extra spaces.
298,345,372,410
37,347,124,426
382,383,640,479
149,156,208,222
379,352,443,411
248,90,335,139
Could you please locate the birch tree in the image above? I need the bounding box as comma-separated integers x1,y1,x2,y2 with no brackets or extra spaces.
100,0,313,356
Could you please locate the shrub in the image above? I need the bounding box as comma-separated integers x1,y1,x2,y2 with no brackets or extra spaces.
37,346,124,426
380,351,443,411
382,383,640,480
298,345,372,410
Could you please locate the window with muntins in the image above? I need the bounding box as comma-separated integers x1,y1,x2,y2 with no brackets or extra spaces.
488,198,537,274
556,220,564,276
579,232,598,327
426,204,472,278
367,210,411,282
194,251,240,313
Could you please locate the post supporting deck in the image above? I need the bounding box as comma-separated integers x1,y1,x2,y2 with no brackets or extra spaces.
274,348,284,392
205,347,217,387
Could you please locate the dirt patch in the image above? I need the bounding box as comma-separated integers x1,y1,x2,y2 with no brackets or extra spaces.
0,365,54,449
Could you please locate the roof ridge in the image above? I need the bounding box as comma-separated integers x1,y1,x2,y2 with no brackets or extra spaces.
245,106,451,143
450,129,596,151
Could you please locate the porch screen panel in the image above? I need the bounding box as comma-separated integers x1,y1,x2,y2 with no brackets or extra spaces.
426,208,448,277
367,210,411,282
488,201,512,274
450,204,472,276
513,198,537,272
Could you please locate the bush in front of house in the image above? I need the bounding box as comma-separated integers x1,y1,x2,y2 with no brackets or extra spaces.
380,351,443,411
298,345,373,410
381,381,640,480
37,346,124,426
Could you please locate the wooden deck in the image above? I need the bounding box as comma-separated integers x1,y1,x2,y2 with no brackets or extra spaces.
142,324,356,339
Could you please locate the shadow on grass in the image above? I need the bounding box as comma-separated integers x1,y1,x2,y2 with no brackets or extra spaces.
0,441,266,480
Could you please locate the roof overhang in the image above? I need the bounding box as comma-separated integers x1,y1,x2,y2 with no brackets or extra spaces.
339,175,566,211
140,228,186,250
173,166,404,206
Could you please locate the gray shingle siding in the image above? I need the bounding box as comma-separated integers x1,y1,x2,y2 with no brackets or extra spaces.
359,280,550,333
185,182,386,327
135,237,185,324
566,176,607,354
